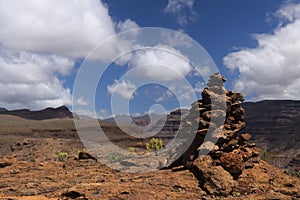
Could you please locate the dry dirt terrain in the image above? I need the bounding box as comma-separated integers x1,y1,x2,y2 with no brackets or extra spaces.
1,155,299,200
0,120,299,199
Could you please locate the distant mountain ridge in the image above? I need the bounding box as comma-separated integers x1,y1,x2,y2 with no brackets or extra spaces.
242,100,300,150
1,100,300,169
103,109,189,136
0,106,73,120
241,100,300,168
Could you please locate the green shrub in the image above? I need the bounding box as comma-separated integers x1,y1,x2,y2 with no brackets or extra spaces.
145,138,164,152
128,147,136,153
54,151,69,162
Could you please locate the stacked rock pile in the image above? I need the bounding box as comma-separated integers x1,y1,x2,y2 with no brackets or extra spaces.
165,73,260,180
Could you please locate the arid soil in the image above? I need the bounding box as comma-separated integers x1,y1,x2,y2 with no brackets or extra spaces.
0,117,299,199
0,151,299,200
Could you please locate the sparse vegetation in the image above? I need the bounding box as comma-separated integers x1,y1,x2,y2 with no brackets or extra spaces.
108,152,128,163
261,150,283,168
54,151,69,162
78,147,90,154
145,138,164,152
285,170,300,178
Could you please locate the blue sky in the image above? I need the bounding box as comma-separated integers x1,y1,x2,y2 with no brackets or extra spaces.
0,0,300,118
101,0,282,88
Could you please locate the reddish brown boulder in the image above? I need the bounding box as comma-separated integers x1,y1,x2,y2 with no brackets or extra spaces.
218,151,244,179
193,156,236,196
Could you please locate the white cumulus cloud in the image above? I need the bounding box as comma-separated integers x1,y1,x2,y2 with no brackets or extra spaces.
107,80,137,100
223,3,300,100
0,0,140,110
127,45,192,81
0,0,116,58
0,47,74,110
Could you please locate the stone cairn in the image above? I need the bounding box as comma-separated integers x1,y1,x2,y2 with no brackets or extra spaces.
165,73,260,180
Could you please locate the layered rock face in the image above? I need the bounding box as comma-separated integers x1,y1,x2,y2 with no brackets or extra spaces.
153,109,189,137
242,100,300,167
165,73,261,192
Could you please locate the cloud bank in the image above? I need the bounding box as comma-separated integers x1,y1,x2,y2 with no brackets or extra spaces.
224,3,300,100
0,0,138,110
0,47,73,110
0,0,116,58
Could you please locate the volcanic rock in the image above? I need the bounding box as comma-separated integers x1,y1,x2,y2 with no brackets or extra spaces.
192,156,236,196
78,151,97,161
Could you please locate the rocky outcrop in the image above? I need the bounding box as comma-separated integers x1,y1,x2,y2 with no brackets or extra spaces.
164,73,262,195
0,106,73,120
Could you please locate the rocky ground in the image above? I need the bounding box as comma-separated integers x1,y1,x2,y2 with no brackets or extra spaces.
0,154,299,200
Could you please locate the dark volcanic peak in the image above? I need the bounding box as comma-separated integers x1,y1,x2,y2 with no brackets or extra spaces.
0,105,73,120
0,107,7,112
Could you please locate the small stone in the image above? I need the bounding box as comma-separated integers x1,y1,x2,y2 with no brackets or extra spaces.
245,142,256,148
244,161,254,169
120,178,128,182
240,133,252,142
0,159,12,168
10,169,20,174
78,151,97,161
62,190,85,199
213,145,219,151
121,191,130,195
96,179,105,183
